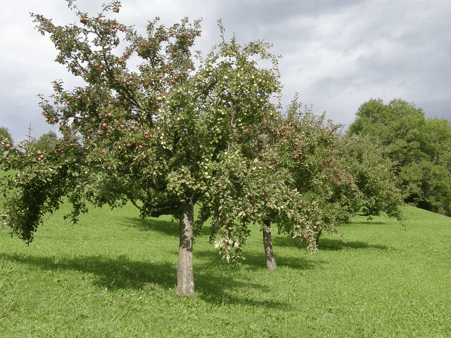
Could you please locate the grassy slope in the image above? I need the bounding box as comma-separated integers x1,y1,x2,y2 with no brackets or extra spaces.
0,194,450,337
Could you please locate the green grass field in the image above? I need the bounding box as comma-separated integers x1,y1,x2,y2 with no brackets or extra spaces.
0,170,450,337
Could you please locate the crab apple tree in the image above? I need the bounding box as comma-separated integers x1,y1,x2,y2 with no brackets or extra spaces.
1,0,283,296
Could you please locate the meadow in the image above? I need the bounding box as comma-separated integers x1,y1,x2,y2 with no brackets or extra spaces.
0,169,450,337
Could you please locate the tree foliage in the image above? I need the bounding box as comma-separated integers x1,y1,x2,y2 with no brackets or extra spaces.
34,131,59,153
348,98,451,216
0,0,308,295
202,95,406,268
0,127,13,146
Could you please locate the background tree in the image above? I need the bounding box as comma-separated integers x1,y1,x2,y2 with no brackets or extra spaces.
348,98,451,216
201,95,356,270
337,134,405,220
281,98,405,244
203,95,405,270
33,131,59,152
0,127,13,146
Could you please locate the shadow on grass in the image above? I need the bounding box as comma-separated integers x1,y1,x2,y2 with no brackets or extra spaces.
196,248,322,272
122,217,179,237
318,238,389,251
1,251,290,309
350,221,387,225
272,236,389,251
121,216,213,237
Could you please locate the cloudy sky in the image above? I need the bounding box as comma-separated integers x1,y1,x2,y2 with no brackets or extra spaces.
1,0,450,144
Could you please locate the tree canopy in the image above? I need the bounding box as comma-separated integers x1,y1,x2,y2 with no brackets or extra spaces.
348,98,451,216
33,131,59,153
0,0,308,296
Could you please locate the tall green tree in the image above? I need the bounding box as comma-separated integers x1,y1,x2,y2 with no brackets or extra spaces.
348,98,451,216
34,131,58,152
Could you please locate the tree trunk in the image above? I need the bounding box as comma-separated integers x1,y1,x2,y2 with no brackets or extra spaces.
263,218,277,270
316,229,322,245
176,201,195,296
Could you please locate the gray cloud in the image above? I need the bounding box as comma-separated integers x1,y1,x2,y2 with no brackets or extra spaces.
1,0,451,143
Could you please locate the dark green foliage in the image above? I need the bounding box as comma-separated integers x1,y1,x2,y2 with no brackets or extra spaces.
34,130,58,152
337,134,405,221
348,98,451,216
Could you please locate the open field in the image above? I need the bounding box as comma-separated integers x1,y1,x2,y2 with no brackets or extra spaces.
0,182,450,336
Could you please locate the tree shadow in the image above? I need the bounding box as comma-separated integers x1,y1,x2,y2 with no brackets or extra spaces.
122,216,179,237
272,236,390,251
195,245,322,272
318,238,390,251
1,251,290,309
350,221,387,225
121,216,213,238
193,248,320,308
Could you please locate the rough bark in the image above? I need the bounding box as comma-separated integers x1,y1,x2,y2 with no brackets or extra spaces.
263,218,277,270
176,201,195,296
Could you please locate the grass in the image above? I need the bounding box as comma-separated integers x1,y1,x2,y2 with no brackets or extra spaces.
0,180,450,336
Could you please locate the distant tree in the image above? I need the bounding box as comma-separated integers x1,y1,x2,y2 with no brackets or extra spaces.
282,97,404,244
34,131,58,152
0,127,13,146
422,118,451,169
337,134,405,221
348,98,451,216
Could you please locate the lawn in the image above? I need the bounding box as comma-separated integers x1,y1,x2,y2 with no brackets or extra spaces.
0,179,450,337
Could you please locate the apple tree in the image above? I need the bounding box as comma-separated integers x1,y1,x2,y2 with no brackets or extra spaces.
199,95,363,270
0,0,300,296
207,95,407,268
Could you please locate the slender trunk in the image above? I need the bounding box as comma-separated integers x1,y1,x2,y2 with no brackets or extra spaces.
263,218,277,270
176,201,195,296
315,229,322,245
